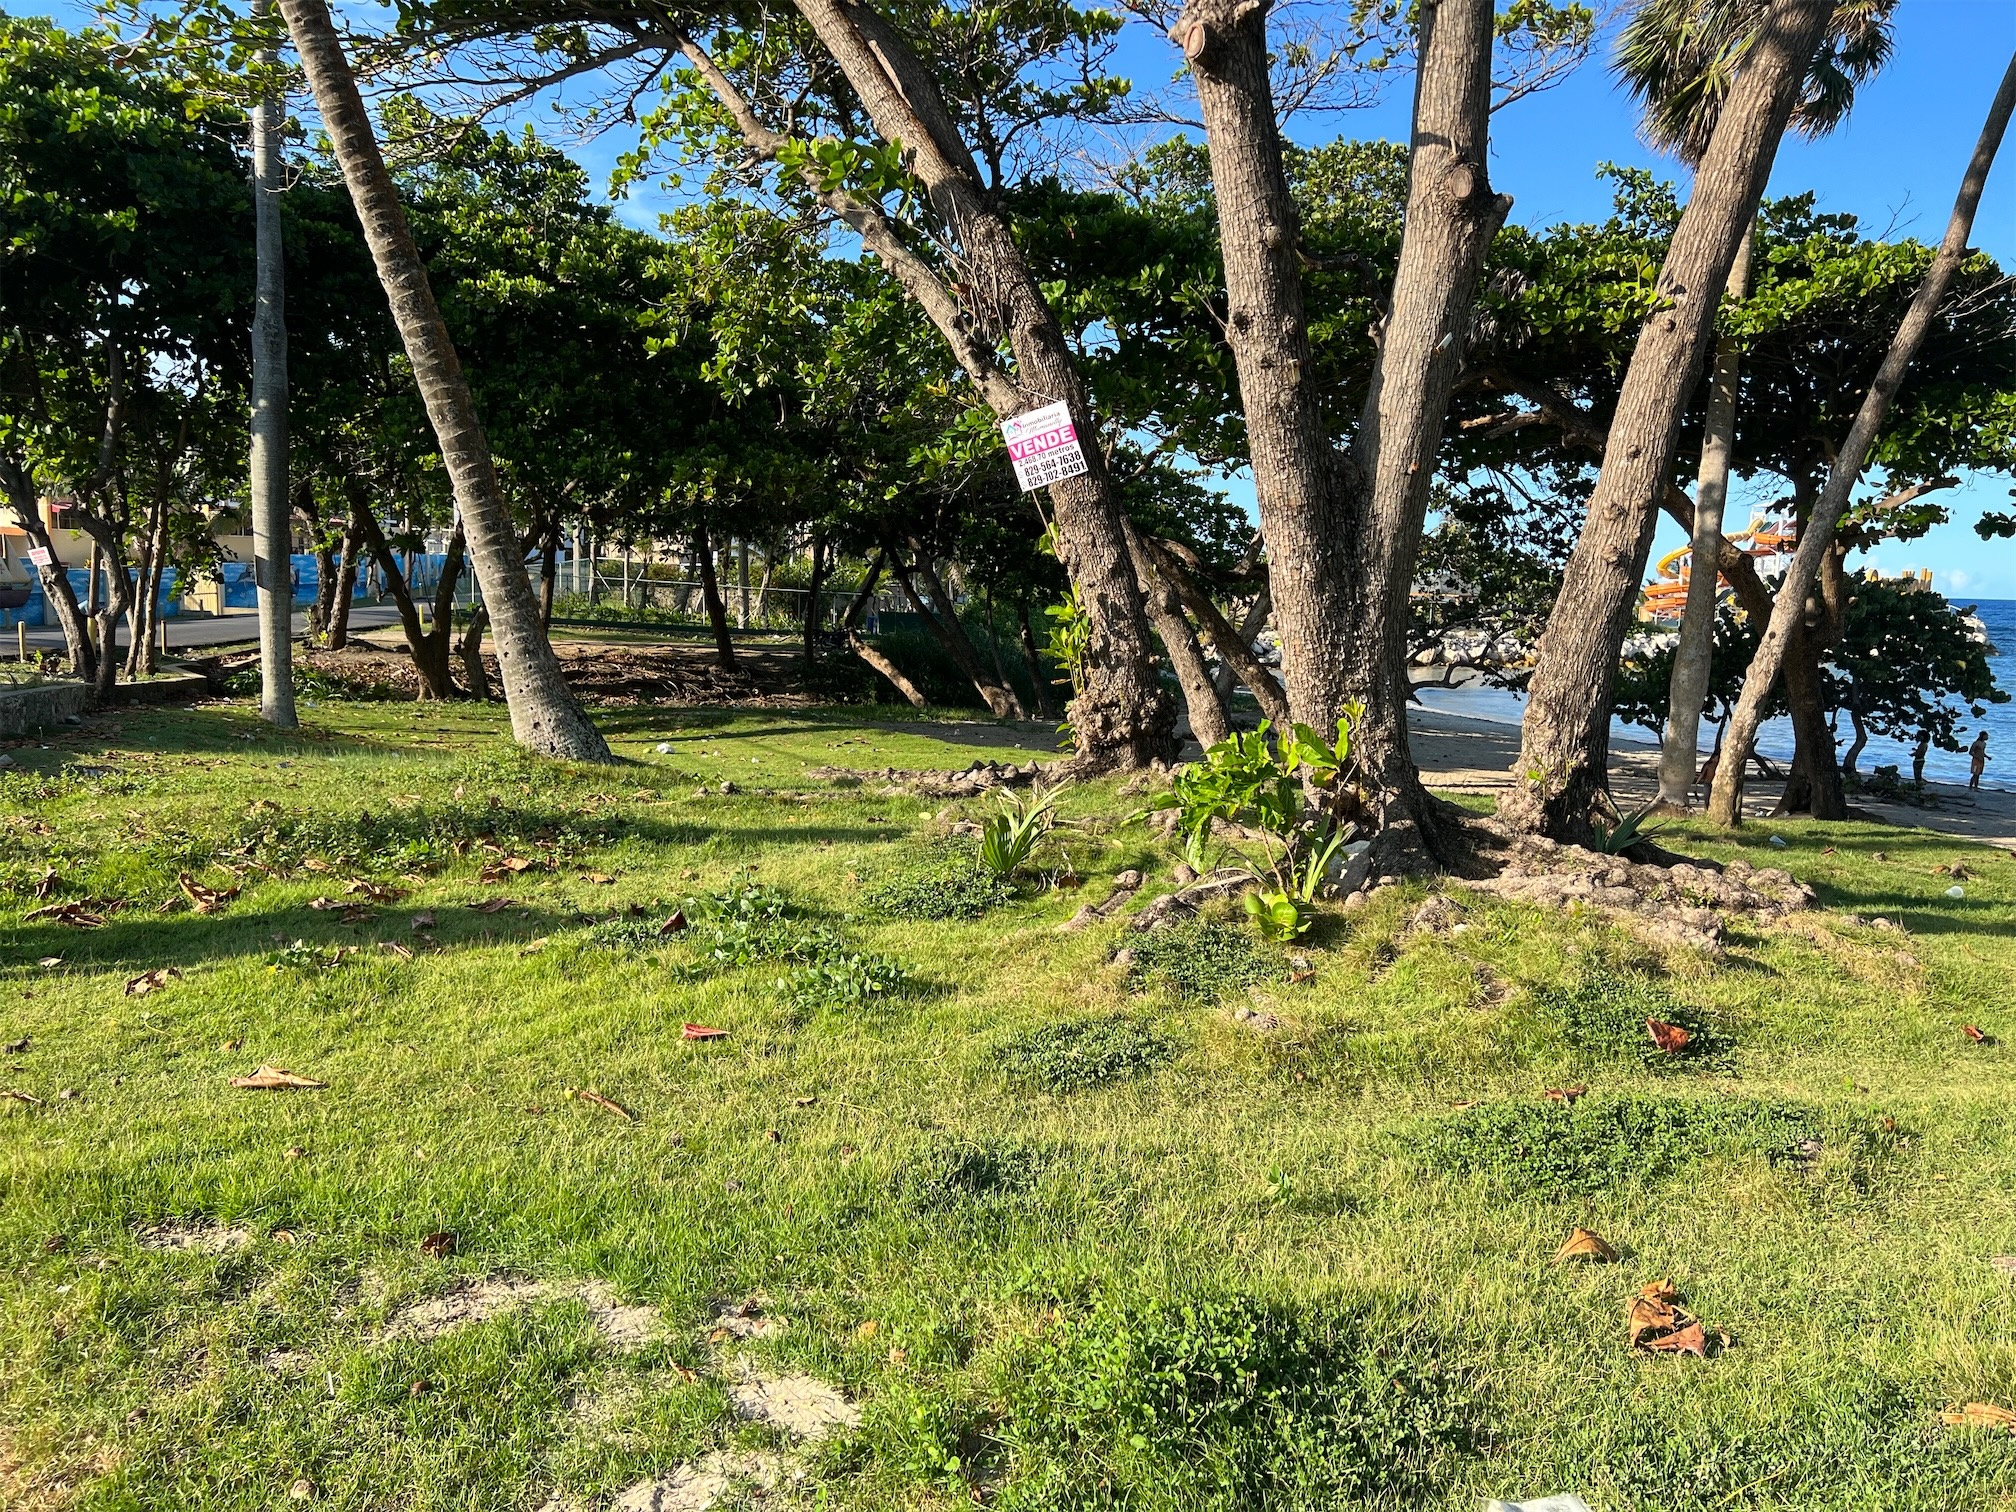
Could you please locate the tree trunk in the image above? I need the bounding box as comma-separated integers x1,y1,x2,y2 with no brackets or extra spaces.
459,602,492,699
842,552,928,707
1210,587,1271,704
1141,537,1291,730
1176,0,1508,859
682,7,1172,768
251,0,297,727
1770,620,1842,817
1843,696,1869,778
1503,0,1832,838
1017,594,1061,720
753,543,775,623
1709,50,2016,825
694,522,736,670
1125,522,1229,748
0,462,95,680
802,535,827,659
1657,219,1756,807
538,514,559,627
327,518,359,649
892,553,1023,718
349,483,455,698
736,537,750,628
280,0,609,760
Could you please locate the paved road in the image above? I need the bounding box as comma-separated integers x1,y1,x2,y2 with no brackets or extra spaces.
8,605,404,658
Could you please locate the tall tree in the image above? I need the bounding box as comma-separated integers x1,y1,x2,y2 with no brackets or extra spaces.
276,0,610,760
1618,0,1895,807
1501,0,1832,838
250,0,297,726
1707,49,2016,823
1170,0,1511,864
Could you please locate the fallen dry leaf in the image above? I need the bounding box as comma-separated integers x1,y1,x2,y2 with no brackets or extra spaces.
1962,1024,1989,1044
26,902,105,929
1556,1227,1619,1264
1624,1292,1680,1347
221,1036,244,1052
229,1066,327,1091
124,967,181,998
856,1319,879,1340
1645,1018,1693,1055
1941,1403,2016,1433
683,1023,730,1041
793,1095,817,1107
502,856,532,873
572,1087,636,1121
3,1037,27,1054
579,872,615,885
419,1231,457,1258
178,872,239,914
3,1089,44,1106
378,941,414,961
471,897,515,915
307,897,344,911
658,910,688,935
1543,1085,1587,1103
410,912,437,932
346,881,403,902
1640,1319,1710,1357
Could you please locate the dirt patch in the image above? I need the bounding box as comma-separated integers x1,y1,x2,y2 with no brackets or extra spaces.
536,1450,788,1512
807,755,1054,796
706,1296,783,1341
136,1221,252,1254
726,1364,860,1440
385,1276,662,1347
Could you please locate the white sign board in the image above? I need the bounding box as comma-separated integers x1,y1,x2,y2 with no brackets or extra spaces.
24,546,51,567
1002,402,1089,492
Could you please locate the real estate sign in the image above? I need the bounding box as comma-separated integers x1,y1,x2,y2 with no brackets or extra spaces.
1001,402,1089,492
24,547,51,567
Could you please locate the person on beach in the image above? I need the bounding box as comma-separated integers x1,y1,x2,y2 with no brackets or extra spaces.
1972,731,1990,791
1913,729,1931,787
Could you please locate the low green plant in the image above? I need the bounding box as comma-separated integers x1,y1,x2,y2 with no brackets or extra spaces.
978,788,1056,879
999,1015,1175,1092
998,1290,1469,1509
700,882,842,964
1409,1094,1822,1197
1244,887,1310,942
781,949,908,1011
864,849,1014,921
1126,921,1281,1003
1591,797,1666,854
895,1138,1048,1211
1535,964,1733,1069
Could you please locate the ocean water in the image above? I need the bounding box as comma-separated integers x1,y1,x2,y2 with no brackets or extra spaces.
1413,597,2015,795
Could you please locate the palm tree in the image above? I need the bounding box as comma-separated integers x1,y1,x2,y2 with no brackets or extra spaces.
1625,0,1895,809
275,0,611,761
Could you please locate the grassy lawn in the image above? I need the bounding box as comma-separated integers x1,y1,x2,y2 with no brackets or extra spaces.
3,694,2015,1510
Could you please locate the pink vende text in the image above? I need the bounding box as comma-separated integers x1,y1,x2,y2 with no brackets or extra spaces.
1008,425,1075,459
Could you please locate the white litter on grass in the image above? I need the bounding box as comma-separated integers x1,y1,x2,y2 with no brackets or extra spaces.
655,742,676,754
1768,835,1788,848
726,1362,860,1440
384,1276,663,1347
1946,885,1966,899
137,1222,253,1254
1484,1498,1594,1512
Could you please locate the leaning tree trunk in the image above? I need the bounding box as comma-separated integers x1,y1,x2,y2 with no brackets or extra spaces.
251,0,297,726
326,518,359,649
1175,0,1507,862
1503,0,1832,839
280,0,610,760
680,6,1173,769
1709,50,2016,825
1125,521,1229,748
1017,594,1061,720
891,554,1023,718
0,460,95,680
801,535,827,659
350,486,455,698
694,522,736,670
843,552,929,707
1657,220,1756,807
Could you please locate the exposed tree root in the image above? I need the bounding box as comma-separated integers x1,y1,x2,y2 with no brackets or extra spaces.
805,756,1056,798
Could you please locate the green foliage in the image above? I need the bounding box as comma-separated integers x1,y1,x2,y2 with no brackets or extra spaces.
781,949,908,1012
864,848,1014,921
1410,1094,1820,1197
999,1016,1175,1092
895,1139,1048,1212
1243,888,1310,943
1590,797,1666,854
699,882,842,965
998,1291,1468,1508
1533,964,1734,1068
1125,922,1281,1004
978,789,1056,879
1831,579,2007,770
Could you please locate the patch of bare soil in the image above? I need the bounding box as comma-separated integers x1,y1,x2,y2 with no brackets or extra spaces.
807,754,1054,796
136,1221,252,1254
725,1365,861,1440
537,1451,789,1512
384,1276,662,1346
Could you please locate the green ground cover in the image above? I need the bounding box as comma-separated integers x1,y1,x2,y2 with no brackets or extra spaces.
2,696,2014,1510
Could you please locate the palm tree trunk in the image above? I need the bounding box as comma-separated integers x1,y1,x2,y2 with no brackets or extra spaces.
250,0,297,727
279,0,609,760
1505,0,1832,838
1657,219,1755,807
1709,50,2016,825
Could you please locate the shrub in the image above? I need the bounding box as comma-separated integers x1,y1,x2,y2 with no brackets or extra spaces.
1408,1094,1820,1198
1534,964,1733,1069
998,1291,1468,1509
1127,921,1282,1003
864,849,1014,922
782,950,908,1011
1000,1016,1175,1092
702,882,843,965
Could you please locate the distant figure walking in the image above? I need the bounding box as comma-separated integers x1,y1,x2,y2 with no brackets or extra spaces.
1971,731,1990,791
1912,729,1931,787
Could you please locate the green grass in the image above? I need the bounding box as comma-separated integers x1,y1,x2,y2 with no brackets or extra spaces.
2,696,2016,1509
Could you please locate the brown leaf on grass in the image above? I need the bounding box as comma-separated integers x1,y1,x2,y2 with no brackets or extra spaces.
1640,1319,1710,1357
338,906,374,925
1543,1085,1587,1103
477,865,507,884
178,872,239,914
300,858,334,873
471,897,515,915
579,872,615,885
1645,1018,1692,1055
1624,1292,1680,1347
419,1231,457,1258
657,910,688,935
378,941,414,962
3,1037,27,1054
3,1089,44,1106
26,902,104,929
793,1095,817,1107
1962,1024,1989,1044
410,912,437,932
229,1066,327,1091
1556,1227,1619,1264
682,1023,729,1041
345,881,404,902
572,1088,636,1121
307,897,344,911
221,1037,244,1053
32,869,63,899
1940,1403,2016,1433
124,967,182,998
502,856,533,873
